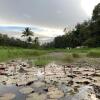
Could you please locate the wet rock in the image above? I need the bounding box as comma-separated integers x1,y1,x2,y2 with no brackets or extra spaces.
72,86,97,100
68,80,74,86
43,87,48,92
93,84,100,99
27,93,47,100
58,83,73,93
26,81,34,86
32,81,45,88
67,75,76,78
18,67,27,73
47,86,64,99
91,73,100,77
73,71,82,74
19,87,33,94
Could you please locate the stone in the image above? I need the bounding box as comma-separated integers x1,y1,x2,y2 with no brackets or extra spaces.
47,87,64,99
19,87,33,94
32,81,45,88
27,93,47,100
72,86,97,100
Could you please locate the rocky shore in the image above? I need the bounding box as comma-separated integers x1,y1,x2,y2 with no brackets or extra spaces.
0,59,100,100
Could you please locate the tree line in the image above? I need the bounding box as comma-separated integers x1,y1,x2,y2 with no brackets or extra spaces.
43,3,100,48
0,28,40,48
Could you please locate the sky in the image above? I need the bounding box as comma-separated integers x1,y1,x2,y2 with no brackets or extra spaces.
0,0,100,43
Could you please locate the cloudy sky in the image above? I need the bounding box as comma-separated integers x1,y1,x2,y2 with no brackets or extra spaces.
0,0,100,42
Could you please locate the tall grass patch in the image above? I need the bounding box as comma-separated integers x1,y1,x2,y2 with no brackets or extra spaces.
0,48,47,62
87,51,100,58
33,56,51,67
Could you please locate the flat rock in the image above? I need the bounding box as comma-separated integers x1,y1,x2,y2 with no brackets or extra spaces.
19,87,33,94
47,86,64,99
27,93,47,100
32,81,45,88
72,86,97,100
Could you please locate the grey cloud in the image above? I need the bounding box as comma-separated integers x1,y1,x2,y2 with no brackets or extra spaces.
0,0,88,29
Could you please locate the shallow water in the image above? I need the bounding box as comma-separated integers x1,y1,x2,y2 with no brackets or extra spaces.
0,85,26,100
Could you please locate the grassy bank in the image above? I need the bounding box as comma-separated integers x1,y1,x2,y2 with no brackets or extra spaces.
0,46,100,62
0,47,47,62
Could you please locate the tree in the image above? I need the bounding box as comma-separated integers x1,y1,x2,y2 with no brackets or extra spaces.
22,27,34,43
92,3,100,21
33,37,40,48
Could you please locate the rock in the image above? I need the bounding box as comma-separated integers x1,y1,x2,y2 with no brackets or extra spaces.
47,87,64,99
68,80,74,86
32,81,45,88
93,84,100,99
91,73,100,77
19,87,33,94
58,83,73,93
72,86,97,100
27,93,47,100
26,81,34,86
18,67,27,73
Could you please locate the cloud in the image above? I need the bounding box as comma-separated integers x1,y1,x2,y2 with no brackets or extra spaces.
0,0,88,29
0,0,95,41
0,25,64,43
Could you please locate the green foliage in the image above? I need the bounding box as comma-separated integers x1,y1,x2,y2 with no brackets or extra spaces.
22,27,34,44
34,57,50,67
34,60,50,67
43,3,100,48
0,27,40,48
87,51,100,58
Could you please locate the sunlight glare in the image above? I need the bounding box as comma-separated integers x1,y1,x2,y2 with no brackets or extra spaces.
81,0,100,16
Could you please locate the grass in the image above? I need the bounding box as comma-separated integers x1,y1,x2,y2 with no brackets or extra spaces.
0,47,48,62
87,51,100,58
33,54,63,67
34,59,50,67
33,56,51,67
0,46,100,63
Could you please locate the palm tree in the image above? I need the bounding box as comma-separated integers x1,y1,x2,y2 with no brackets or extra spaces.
22,27,34,43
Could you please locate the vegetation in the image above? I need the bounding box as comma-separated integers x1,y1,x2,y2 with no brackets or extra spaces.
43,3,100,48
22,27,34,43
0,27,40,49
0,47,47,62
87,51,100,58
34,59,50,67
